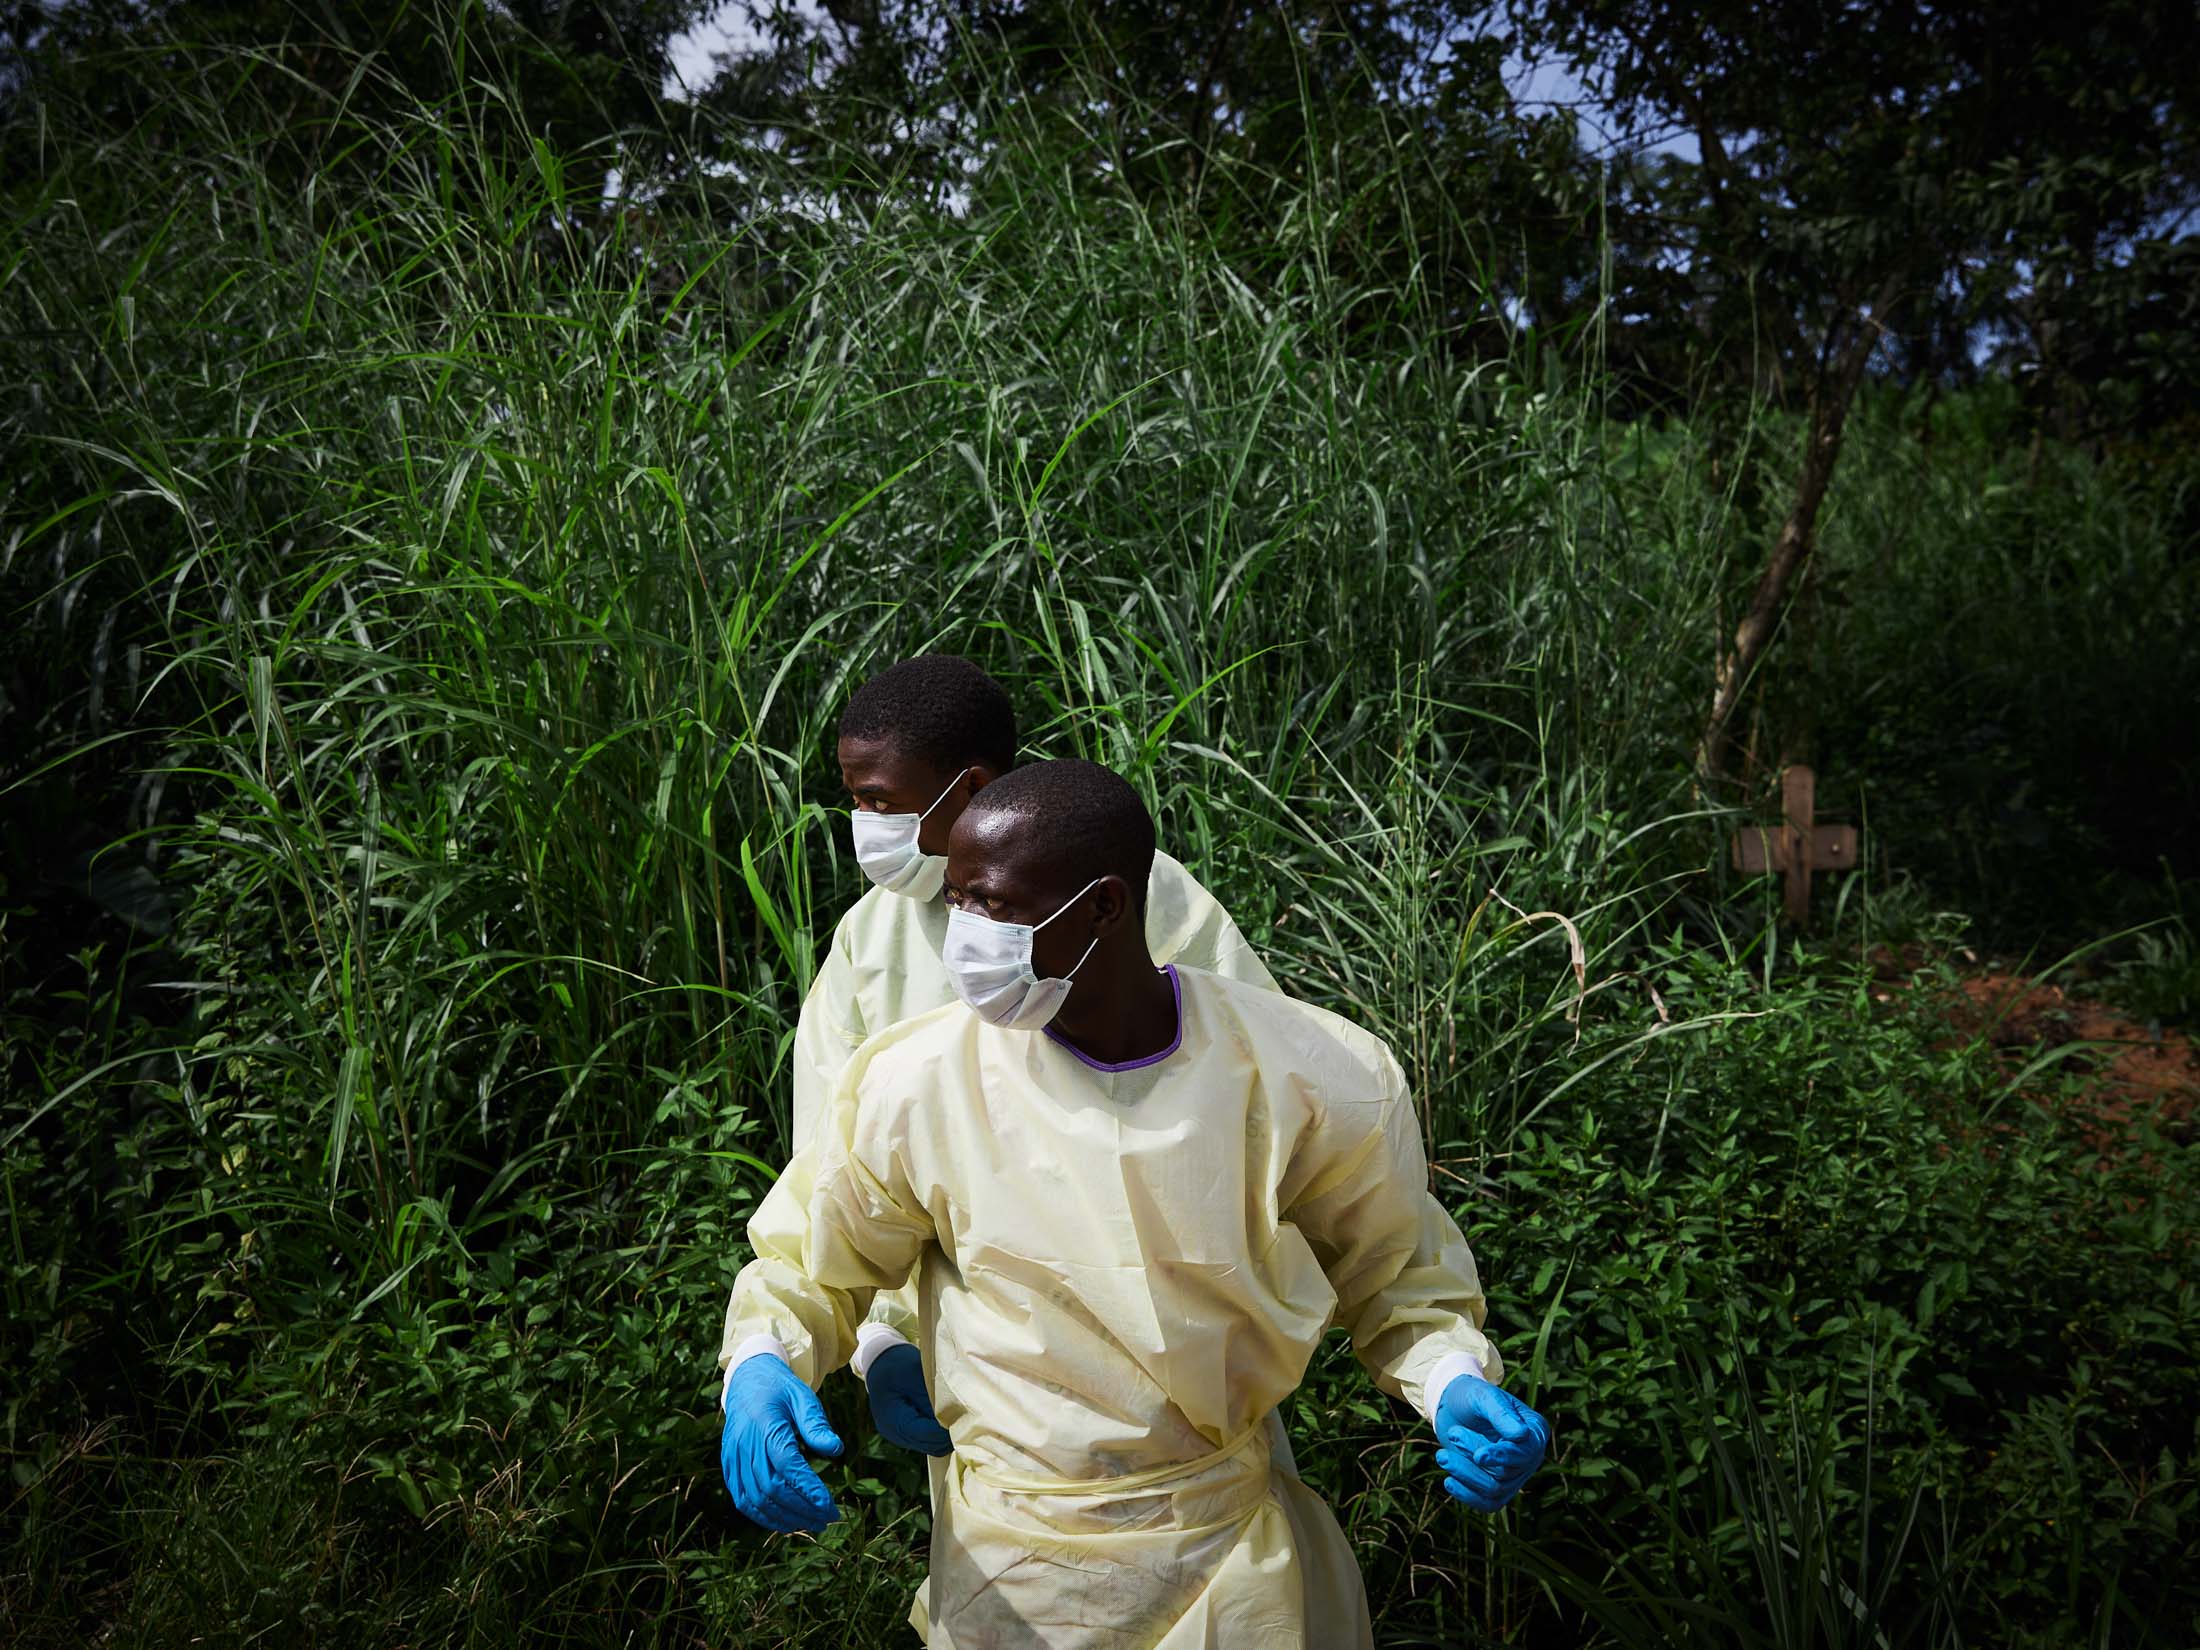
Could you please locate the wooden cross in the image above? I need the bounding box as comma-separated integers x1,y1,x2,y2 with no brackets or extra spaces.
1729,764,1858,925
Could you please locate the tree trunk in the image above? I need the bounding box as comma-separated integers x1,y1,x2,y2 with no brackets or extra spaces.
1695,290,1894,783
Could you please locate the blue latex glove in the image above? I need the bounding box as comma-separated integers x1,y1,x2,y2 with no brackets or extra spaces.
1434,1374,1550,1512
865,1342,954,1456
720,1354,844,1532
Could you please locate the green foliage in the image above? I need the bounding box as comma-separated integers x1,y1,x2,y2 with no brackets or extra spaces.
1771,387,2200,944
714,3,2200,437
2,11,2195,1649
1480,940,2199,1644
0,0,708,204
1505,0,2200,417
2105,918,2200,1029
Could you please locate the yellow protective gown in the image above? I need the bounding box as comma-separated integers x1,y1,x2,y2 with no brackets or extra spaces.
787,850,1281,1341
722,966,1504,1650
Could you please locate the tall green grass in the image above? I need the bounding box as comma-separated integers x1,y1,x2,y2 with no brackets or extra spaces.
4,15,2195,1648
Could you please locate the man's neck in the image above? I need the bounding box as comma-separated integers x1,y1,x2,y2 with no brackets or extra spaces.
1048,945,1178,1067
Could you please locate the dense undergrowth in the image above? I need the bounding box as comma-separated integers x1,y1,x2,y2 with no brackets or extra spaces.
3,23,2196,1650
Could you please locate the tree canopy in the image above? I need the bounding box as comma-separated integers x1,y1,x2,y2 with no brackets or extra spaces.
647,3,2200,446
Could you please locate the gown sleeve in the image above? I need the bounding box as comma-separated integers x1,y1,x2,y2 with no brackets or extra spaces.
1285,1053,1505,1418
788,909,927,1344
789,911,867,1157
722,1049,936,1389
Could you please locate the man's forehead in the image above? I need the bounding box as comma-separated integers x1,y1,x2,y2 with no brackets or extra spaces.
950,807,1059,886
838,734,939,787
837,733,897,768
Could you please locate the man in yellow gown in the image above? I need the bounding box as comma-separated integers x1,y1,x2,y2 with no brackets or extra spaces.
720,759,1549,1647
795,655,1278,1450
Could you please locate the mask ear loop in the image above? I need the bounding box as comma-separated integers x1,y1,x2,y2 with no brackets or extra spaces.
1034,877,1105,982
917,767,973,822
1033,877,1103,931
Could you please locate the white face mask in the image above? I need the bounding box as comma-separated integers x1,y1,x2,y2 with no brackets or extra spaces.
942,878,1102,1031
849,769,970,901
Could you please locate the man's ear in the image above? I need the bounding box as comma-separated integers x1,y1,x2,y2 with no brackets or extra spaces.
925,764,992,848
1090,874,1134,938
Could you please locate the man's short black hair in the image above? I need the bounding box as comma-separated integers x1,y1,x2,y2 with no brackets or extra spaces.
962,758,1155,915
839,655,1017,775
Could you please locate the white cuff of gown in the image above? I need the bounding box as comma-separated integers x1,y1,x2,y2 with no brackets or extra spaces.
850,1321,912,1380
720,1333,792,1410
1423,1351,1493,1424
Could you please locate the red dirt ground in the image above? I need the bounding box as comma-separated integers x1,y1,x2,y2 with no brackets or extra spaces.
1865,945,2199,1158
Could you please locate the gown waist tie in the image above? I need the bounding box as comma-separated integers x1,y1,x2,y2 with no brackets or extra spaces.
952,1417,1277,1540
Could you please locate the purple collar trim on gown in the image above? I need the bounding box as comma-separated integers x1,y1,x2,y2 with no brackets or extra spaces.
1045,965,1184,1072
